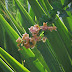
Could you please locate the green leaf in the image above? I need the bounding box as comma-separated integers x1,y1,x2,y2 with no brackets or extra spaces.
0,47,30,72
31,47,51,72
37,41,62,72
38,0,49,15
45,30,72,72
48,0,63,10
15,0,35,33
19,0,28,11
0,24,5,49
29,6,35,20
0,58,14,72
28,0,46,20
1,2,24,34
62,17,72,34
43,0,52,11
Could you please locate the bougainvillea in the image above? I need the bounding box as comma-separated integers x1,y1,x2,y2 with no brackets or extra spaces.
16,22,57,50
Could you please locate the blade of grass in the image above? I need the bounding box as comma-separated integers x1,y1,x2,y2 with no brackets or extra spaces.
28,0,47,20
29,6,35,20
54,15,72,59
44,0,52,11
0,47,30,72
0,58,14,72
62,17,72,34
38,0,49,14
5,31,22,64
15,0,35,33
1,1,24,34
0,54,15,72
37,41,63,72
0,24,5,49
19,0,28,11
45,30,72,72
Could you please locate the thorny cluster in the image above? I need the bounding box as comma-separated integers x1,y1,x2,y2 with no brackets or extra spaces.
16,22,57,50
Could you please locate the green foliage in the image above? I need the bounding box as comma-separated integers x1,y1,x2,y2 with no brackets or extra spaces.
0,0,72,72
0,47,30,72
0,58,14,72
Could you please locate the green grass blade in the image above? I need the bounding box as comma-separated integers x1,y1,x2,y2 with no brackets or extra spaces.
0,47,30,72
28,0,46,20
5,31,22,63
38,0,49,15
54,15,72,59
1,2,24,34
0,58,14,72
31,47,51,72
19,0,28,11
62,17,72,34
0,54,15,71
15,0,35,33
44,0,52,11
0,24,5,49
37,41,62,72
45,30,72,72
29,6,35,20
